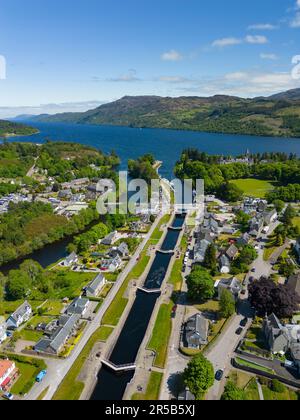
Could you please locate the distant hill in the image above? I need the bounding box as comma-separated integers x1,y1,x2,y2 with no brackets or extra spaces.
0,120,39,138
268,88,300,101
32,89,300,138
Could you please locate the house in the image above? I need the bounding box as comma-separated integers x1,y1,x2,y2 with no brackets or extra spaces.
263,314,289,354
263,314,300,372
6,301,32,330
237,232,251,246
0,359,17,391
216,277,242,301
263,209,278,226
226,244,239,261
287,272,300,298
193,239,211,264
219,255,231,274
62,252,78,267
101,255,122,272
84,273,106,298
0,317,7,344
35,314,80,356
101,231,118,246
184,313,209,349
110,242,129,259
249,216,264,237
66,297,89,317
58,189,73,200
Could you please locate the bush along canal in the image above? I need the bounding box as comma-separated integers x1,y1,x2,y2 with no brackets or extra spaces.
90,213,186,401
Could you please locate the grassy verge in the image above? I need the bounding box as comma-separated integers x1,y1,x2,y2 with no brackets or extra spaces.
37,386,49,400
131,372,163,400
235,357,274,374
147,302,173,369
168,234,187,292
52,326,113,401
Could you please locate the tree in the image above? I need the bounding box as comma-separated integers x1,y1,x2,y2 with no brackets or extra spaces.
236,211,251,232
282,204,296,227
273,200,285,214
220,289,236,318
248,277,300,318
217,182,243,202
203,244,217,274
221,382,246,400
183,354,214,400
19,260,43,284
6,270,32,300
186,267,215,302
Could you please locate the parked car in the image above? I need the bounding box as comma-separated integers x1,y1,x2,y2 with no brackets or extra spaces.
240,318,248,327
215,370,224,381
36,370,47,383
236,327,244,336
3,393,14,400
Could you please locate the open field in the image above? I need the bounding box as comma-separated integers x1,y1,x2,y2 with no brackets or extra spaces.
230,179,275,198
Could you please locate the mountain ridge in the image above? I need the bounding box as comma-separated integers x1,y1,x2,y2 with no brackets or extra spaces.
27,89,300,138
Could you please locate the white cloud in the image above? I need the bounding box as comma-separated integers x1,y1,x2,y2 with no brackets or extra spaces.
0,101,107,119
245,35,268,44
248,23,278,30
260,53,279,60
158,76,191,83
107,69,141,82
224,72,249,81
290,12,300,27
212,37,242,48
161,50,183,61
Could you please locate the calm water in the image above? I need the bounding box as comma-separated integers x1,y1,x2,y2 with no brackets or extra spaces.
11,121,300,179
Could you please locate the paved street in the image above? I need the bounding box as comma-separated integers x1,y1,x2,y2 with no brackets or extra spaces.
24,214,164,401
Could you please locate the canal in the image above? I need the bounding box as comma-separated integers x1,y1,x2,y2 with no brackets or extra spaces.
90,214,185,401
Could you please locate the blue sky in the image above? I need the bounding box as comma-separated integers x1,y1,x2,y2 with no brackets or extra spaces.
0,0,300,116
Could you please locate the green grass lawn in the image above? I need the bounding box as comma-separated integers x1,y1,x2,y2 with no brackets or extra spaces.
52,326,114,401
6,355,47,396
230,179,275,199
262,384,299,401
147,302,173,369
0,300,44,317
293,217,300,230
131,372,163,400
19,329,44,342
229,371,260,400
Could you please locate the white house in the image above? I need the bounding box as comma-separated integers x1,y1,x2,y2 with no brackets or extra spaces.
0,360,16,391
61,252,78,267
6,301,32,330
84,273,106,298
219,255,231,274
0,317,7,343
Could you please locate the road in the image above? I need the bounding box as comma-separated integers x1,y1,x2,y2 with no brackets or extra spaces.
24,214,164,401
205,220,282,400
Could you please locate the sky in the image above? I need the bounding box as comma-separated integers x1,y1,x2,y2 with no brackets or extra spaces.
0,0,300,117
